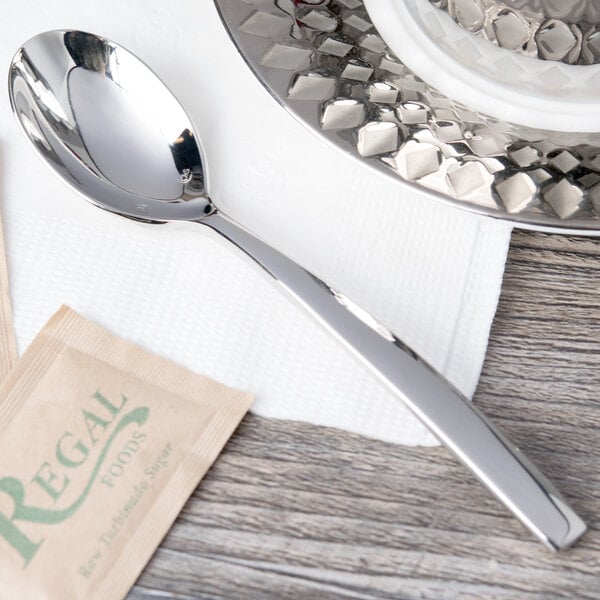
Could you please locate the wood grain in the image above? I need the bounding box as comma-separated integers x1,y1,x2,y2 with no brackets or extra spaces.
129,230,600,599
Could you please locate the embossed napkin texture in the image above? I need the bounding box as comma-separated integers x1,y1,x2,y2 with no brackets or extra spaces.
0,1,512,446
0,306,253,600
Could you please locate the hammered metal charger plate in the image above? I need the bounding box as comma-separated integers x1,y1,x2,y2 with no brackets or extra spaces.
215,0,600,234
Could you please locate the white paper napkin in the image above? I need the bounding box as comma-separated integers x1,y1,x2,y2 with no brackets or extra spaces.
0,0,512,446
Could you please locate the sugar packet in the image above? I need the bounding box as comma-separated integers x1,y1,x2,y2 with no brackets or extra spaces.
0,305,253,599
0,212,17,379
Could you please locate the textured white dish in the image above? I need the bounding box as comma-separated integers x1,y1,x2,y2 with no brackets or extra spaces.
364,0,600,132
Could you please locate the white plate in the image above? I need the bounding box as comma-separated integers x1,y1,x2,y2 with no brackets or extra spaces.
364,0,600,132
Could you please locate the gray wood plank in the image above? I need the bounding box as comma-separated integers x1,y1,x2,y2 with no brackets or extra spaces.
129,231,600,599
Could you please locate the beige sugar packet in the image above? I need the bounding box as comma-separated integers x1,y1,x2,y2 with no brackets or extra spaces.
0,210,17,379
0,305,253,600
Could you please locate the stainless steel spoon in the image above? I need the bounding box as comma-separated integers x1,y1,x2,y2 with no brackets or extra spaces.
9,29,586,549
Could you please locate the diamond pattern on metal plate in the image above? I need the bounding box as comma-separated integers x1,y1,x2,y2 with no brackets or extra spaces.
340,59,374,81
317,36,353,57
368,82,399,104
383,140,441,180
548,149,580,174
359,33,387,53
495,172,538,213
321,98,366,130
260,44,313,69
297,9,339,32
397,102,429,125
288,73,337,100
240,11,291,38
357,121,399,157
216,0,600,232
544,178,586,219
344,14,372,32
508,144,542,167
447,160,494,197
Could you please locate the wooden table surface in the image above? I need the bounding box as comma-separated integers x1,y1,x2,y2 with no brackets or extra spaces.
129,231,600,599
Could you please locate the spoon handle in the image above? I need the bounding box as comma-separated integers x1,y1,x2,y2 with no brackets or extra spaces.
201,212,586,550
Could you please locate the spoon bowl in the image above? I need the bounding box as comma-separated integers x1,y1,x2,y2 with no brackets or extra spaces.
10,30,212,222
9,29,587,550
